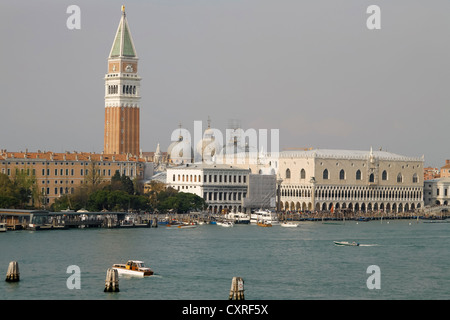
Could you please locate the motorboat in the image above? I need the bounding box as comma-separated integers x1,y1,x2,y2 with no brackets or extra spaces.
217,221,234,227
280,222,299,228
333,241,359,246
251,209,279,225
112,260,154,277
257,221,272,227
224,212,250,224
0,223,7,232
177,224,197,229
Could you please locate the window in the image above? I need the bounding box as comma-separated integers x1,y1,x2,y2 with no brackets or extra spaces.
397,173,403,183
339,169,345,180
356,170,361,180
412,173,418,183
382,170,387,181
369,173,374,183
286,168,291,179
323,169,329,180
300,169,306,179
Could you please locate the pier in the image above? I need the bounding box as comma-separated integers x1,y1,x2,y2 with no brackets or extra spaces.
0,209,156,231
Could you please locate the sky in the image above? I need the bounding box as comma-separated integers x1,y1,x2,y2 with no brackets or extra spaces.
0,0,449,167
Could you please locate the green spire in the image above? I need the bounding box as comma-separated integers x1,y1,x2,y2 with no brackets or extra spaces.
109,6,137,58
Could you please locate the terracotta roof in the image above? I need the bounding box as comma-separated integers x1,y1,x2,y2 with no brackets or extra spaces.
0,151,152,163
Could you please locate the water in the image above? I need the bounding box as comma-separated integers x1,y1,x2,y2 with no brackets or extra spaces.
0,220,449,300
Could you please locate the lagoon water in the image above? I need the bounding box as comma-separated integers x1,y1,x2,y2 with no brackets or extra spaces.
0,219,449,300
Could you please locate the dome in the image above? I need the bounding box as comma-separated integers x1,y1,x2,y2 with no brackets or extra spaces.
196,130,222,161
168,134,193,164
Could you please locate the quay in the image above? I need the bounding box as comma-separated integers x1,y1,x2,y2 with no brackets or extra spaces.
0,206,448,231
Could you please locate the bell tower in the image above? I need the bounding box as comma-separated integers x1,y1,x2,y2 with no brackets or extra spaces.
104,5,140,156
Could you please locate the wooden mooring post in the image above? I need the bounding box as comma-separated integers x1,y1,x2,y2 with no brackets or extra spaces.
5,261,20,282
104,268,119,292
228,277,244,300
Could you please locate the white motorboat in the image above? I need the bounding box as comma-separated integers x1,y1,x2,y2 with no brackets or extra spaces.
0,223,7,232
224,212,250,224
281,222,299,228
217,221,234,227
251,209,280,225
334,241,359,246
112,260,154,277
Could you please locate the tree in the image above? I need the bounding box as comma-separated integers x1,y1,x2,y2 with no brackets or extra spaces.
155,189,206,213
0,171,41,209
84,161,105,192
109,170,134,194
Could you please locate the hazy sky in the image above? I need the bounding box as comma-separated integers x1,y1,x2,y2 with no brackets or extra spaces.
1,0,449,167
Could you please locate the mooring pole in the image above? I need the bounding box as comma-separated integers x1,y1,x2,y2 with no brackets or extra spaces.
104,268,119,292
5,261,20,282
228,277,244,300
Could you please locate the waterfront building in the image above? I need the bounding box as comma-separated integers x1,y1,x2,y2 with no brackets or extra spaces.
271,148,424,213
104,6,141,156
424,178,450,206
0,150,153,206
179,123,425,213
166,163,275,213
219,147,424,213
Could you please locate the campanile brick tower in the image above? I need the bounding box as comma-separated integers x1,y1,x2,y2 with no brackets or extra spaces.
104,6,140,156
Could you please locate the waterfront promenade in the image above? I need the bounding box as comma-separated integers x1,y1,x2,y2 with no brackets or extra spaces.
0,206,448,231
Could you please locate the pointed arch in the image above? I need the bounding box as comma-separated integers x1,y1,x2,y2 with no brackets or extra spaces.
300,168,306,179
286,168,291,179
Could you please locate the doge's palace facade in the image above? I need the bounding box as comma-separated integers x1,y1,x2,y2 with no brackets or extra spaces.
274,148,424,213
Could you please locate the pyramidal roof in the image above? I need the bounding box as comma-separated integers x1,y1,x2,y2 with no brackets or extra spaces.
109,6,137,58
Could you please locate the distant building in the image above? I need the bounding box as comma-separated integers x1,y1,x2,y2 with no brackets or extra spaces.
424,166,440,181
424,178,450,206
166,163,275,213
0,150,153,206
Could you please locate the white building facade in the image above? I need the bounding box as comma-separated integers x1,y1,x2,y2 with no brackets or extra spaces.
166,164,251,213
424,178,450,206
274,148,424,213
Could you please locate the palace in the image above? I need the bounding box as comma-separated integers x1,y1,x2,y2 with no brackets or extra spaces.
260,148,425,213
